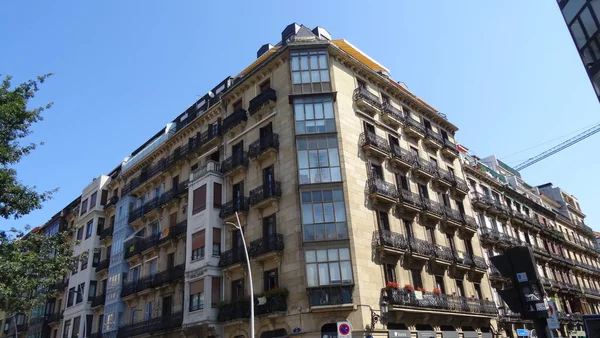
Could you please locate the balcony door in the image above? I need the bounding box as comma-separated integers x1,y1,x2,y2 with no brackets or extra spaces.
260,122,273,143
162,296,172,317
232,141,244,157
263,166,274,190
263,214,276,239
233,181,244,208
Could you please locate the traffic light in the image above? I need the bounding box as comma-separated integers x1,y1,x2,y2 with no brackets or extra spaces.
489,246,548,320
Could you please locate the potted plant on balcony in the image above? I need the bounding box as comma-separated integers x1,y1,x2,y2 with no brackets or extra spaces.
404,284,414,291
432,288,441,295
416,287,425,292
386,282,399,290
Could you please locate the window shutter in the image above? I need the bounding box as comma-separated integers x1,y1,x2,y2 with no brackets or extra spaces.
211,277,221,307
190,279,204,295
169,213,177,227
213,228,221,244
193,185,207,214
213,183,222,208
192,230,205,250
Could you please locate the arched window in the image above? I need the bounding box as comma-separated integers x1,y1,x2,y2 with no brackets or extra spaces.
321,323,337,338
260,328,288,338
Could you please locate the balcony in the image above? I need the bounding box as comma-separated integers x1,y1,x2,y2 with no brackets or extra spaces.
248,133,279,162
91,294,106,308
433,245,455,265
218,246,245,268
360,132,390,159
407,237,434,259
95,258,110,272
99,226,114,241
479,228,500,244
248,88,277,119
248,233,284,260
471,193,493,210
381,103,404,128
103,196,118,210
222,109,247,134
472,255,488,271
441,139,459,160
249,181,282,209
375,230,408,254
453,250,474,269
368,177,398,205
121,265,185,298
217,289,287,322
452,177,469,195
403,117,425,139
128,206,144,224
53,279,69,292
412,158,436,180
142,197,160,219
421,198,444,221
384,288,497,316
221,151,249,177
461,214,479,232
434,167,454,189
158,220,187,245
353,87,381,116
219,196,249,222
117,312,183,338
423,129,443,150
389,144,414,171
46,311,63,324
398,189,423,213
443,207,463,227
307,285,354,307
124,237,142,259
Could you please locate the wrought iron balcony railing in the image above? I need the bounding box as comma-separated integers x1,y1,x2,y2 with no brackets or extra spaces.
404,117,426,134
360,132,391,153
375,230,408,251
158,220,187,244
218,246,245,268
91,294,106,307
219,196,249,219
408,237,434,256
353,87,381,109
433,245,455,262
217,290,287,322
442,139,459,155
249,181,282,206
424,129,443,145
398,189,423,208
248,133,279,159
384,288,497,315
390,144,415,164
462,214,479,231
453,177,469,192
103,196,119,210
248,233,284,258
454,250,474,266
222,109,247,133
248,88,277,116
413,157,437,176
443,207,463,223
472,255,488,270
221,151,249,175
95,258,110,272
117,312,183,338
422,198,444,217
368,177,399,200
307,285,354,306
99,226,114,241
382,102,404,122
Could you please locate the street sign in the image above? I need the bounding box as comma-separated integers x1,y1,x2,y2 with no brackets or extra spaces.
547,300,560,329
517,272,528,282
516,329,529,336
337,322,352,338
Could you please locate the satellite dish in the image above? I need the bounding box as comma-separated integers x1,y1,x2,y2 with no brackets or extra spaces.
208,91,215,98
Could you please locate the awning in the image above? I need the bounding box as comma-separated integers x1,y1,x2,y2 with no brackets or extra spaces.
462,331,478,338
441,330,458,338
481,332,493,338
388,330,411,338
417,330,436,338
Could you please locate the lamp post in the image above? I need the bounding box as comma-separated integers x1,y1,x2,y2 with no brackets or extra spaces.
223,212,254,338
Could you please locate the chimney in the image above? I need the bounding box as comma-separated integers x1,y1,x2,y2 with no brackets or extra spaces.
312,26,331,40
257,43,274,59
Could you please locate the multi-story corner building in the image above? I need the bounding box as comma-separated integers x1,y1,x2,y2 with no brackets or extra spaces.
461,152,600,338
557,0,600,102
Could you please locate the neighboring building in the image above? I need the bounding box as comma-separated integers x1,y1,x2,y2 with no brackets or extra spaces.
2,22,600,338
595,231,600,246
557,0,600,101
463,152,600,338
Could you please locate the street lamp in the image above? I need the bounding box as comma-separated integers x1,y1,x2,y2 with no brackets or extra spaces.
223,212,254,338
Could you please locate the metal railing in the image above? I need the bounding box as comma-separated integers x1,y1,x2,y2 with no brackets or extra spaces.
219,196,249,219
424,129,443,145
117,312,183,338
433,245,454,262
248,233,284,258
95,258,110,272
221,151,249,174
390,144,414,164
222,109,247,133
443,207,463,223
413,157,437,176
454,250,474,266
368,177,399,199
408,237,434,256
382,102,404,122
353,87,381,109
99,226,114,240
360,132,391,153
248,88,277,115
422,198,444,216
307,285,354,306
398,189,423,208
91,294,106,308
384,288,497,315
249,181,282,206
103,196,119,210
248,133,279,159
217,291,287,322
375,230,408,251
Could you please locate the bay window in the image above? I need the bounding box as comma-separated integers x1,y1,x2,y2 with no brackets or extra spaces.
301,189,347,241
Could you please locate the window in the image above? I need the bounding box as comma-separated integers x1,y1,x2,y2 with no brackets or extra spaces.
397,174,410,191
411,269,423,288
72,316,80,338
291,50,331,93
418,184,429,199
192,185,206,214
189,279,204,311
231,279,245,301
456,279,465,297
130,307,137,325
97,217,105,235
67,288,75,307
264,268,278,292
80,199,88,215
211,277,221,308
233,99,243,111
212,228,221,256
88,281,97,301
76,283,85,304
563,0,585,24
305,248,353,287
76,227,84,241
377,211,390,231
89,192,97,209
81,254,88,271
263,214,276,238
435,275,446,294
301,189,347,241
403,219,413,238
293,97,335,134
259,79,271,93
85,220,93,239
72,260,78,275
213,183,222,208
297,135,341,184
62,320,71,338
385,264,396,283
191,230,205,261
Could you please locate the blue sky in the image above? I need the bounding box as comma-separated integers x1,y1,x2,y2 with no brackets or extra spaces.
1,1,599,232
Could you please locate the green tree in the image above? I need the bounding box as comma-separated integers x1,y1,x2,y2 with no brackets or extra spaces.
0,75,75,316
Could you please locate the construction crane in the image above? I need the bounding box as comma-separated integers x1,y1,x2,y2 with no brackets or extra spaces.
514,123,600,171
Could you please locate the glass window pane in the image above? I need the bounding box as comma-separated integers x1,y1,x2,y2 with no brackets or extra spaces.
310,55,319,69
311,70,321,82
339,248,350,260
312,191,322,202
294,103,305,121
329,262,341,284
328,148,340,166
292,72,302,84
330,167,342,182
319,54,328,68
305,120,316,134
334,202,346,221
307,138,318,149
292,57,300,71
563,0,586,24
323,203,334,222
297,138,306,150
320,70,330,82
308,150,319,167
326,119,336,132
328,248,339,261
301,71,311,83
315,224,326,240
315,120,326,133
323,190,333,201
314,102,324,119
310,169,321,183
318,149,329,167
306,264,318,287
336,222,348,239
571,20,587,49
304,104,314,120
328,136,338,148
296,122,305,134
302,204,313,224
318,263,330,285
300,56,309,70
324,101,334,118
581,7,598,37
341,261,353,283
326,223,337,239
320,168,331,182
306,250,316,262
333,189,343,201
313,203,324,223
317,249,328,262
303,225,314,241
299,170,310,184
298,150,308,169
